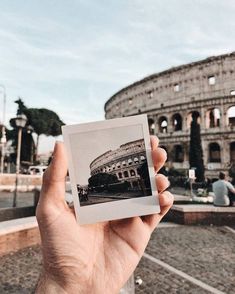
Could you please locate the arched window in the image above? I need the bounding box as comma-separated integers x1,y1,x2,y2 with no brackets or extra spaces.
122,160,126,166
186,111,201,128
230,90,235,95
206,108,220,128
130,170,136,176
230,142,235,163
158,116,168,133
118,172,123,179
148,118,155,135
124,171,129,178
209,143,221,162
172,113,182,131
134,157,139,163
116,162,121,168
140,155,145,161
227,106,235,126
173,145,184,162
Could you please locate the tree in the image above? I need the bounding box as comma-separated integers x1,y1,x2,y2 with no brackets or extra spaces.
189,112,205,182
137,161,151,189
11,98,64,161
25,108,64,159
88,173,119,187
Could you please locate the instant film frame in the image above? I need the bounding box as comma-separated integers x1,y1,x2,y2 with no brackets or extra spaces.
62,114,159,224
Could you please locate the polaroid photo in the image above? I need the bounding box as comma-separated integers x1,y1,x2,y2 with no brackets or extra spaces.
62,114,159,224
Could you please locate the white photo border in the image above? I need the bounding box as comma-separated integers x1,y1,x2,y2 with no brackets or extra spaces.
62,114,160,224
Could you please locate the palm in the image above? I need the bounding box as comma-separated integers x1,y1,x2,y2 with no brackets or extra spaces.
40,203,150,293
36,139,173,293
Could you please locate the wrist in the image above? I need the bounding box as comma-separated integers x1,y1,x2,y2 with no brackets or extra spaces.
36,271,83,294
36,272,66,294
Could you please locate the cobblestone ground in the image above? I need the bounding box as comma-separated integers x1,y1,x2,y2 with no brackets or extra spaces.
0,246,42,294
135,258,208,294
0,225,234,293
139,225,235,294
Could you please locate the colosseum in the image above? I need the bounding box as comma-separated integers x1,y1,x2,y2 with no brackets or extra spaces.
90,139,147,188
104,52,235,179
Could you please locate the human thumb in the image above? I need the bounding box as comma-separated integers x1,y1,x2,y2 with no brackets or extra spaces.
40,141,68,203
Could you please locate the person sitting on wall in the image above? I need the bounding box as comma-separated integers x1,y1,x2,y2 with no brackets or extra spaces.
212,172,235,206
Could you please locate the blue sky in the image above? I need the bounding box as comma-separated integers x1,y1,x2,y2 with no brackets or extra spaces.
0,0,235,153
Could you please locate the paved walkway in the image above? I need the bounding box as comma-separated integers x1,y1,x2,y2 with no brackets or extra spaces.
0,224,234,293
0,192,34,208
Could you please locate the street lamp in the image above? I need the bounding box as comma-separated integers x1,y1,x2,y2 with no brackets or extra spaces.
13,114,27,207
0,84,6,173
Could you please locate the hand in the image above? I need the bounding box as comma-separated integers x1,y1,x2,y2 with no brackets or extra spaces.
36,136,173,294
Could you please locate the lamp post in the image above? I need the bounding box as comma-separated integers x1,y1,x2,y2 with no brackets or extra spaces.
0,84,6,173
13,114,27,207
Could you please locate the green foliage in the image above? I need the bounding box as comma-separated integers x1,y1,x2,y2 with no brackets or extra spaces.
88,172,119,187
8,98,64,164
189,113,205,182
11,98,64,137
25,108,64,137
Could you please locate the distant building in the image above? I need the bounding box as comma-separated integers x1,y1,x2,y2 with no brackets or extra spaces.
104,52,235,178
90,139,147,188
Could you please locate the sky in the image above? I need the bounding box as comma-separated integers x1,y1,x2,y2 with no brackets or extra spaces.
70,124,143,185
0,0,235,153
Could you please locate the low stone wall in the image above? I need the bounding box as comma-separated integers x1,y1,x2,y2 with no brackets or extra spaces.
165,204,235,225
0,173,42,192
0,217,40,256
0,206,36,222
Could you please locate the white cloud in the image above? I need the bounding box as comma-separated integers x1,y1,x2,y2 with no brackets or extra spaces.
0,0,235,152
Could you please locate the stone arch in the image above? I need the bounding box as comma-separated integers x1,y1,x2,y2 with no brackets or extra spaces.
118,172,123,179
158,116,168,133
172,113,183,131
186,111,201,128
130,169,136,176
140,155,146,162
206,108,221,128
148,118,155,135
230,142,235,163
173,145,184,162
227,105,235,126
124,171,129,178
208,142,221,162
116,162,121,168
134,157,139,163
128,158,133,165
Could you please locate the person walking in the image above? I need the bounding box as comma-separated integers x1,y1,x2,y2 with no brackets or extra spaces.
212,172,235,206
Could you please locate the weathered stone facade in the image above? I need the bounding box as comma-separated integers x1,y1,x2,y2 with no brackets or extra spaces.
90,139,146,187
104,52,235,178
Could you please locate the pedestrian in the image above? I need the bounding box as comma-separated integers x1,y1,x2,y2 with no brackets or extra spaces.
212,172,235,206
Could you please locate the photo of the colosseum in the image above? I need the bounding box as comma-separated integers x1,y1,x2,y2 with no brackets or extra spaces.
104,52,235,180
73,124,153,207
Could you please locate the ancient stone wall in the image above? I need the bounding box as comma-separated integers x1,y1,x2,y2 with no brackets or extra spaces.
105,53,235,178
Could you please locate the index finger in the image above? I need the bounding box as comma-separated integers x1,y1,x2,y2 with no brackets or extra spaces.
150,135,159,151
